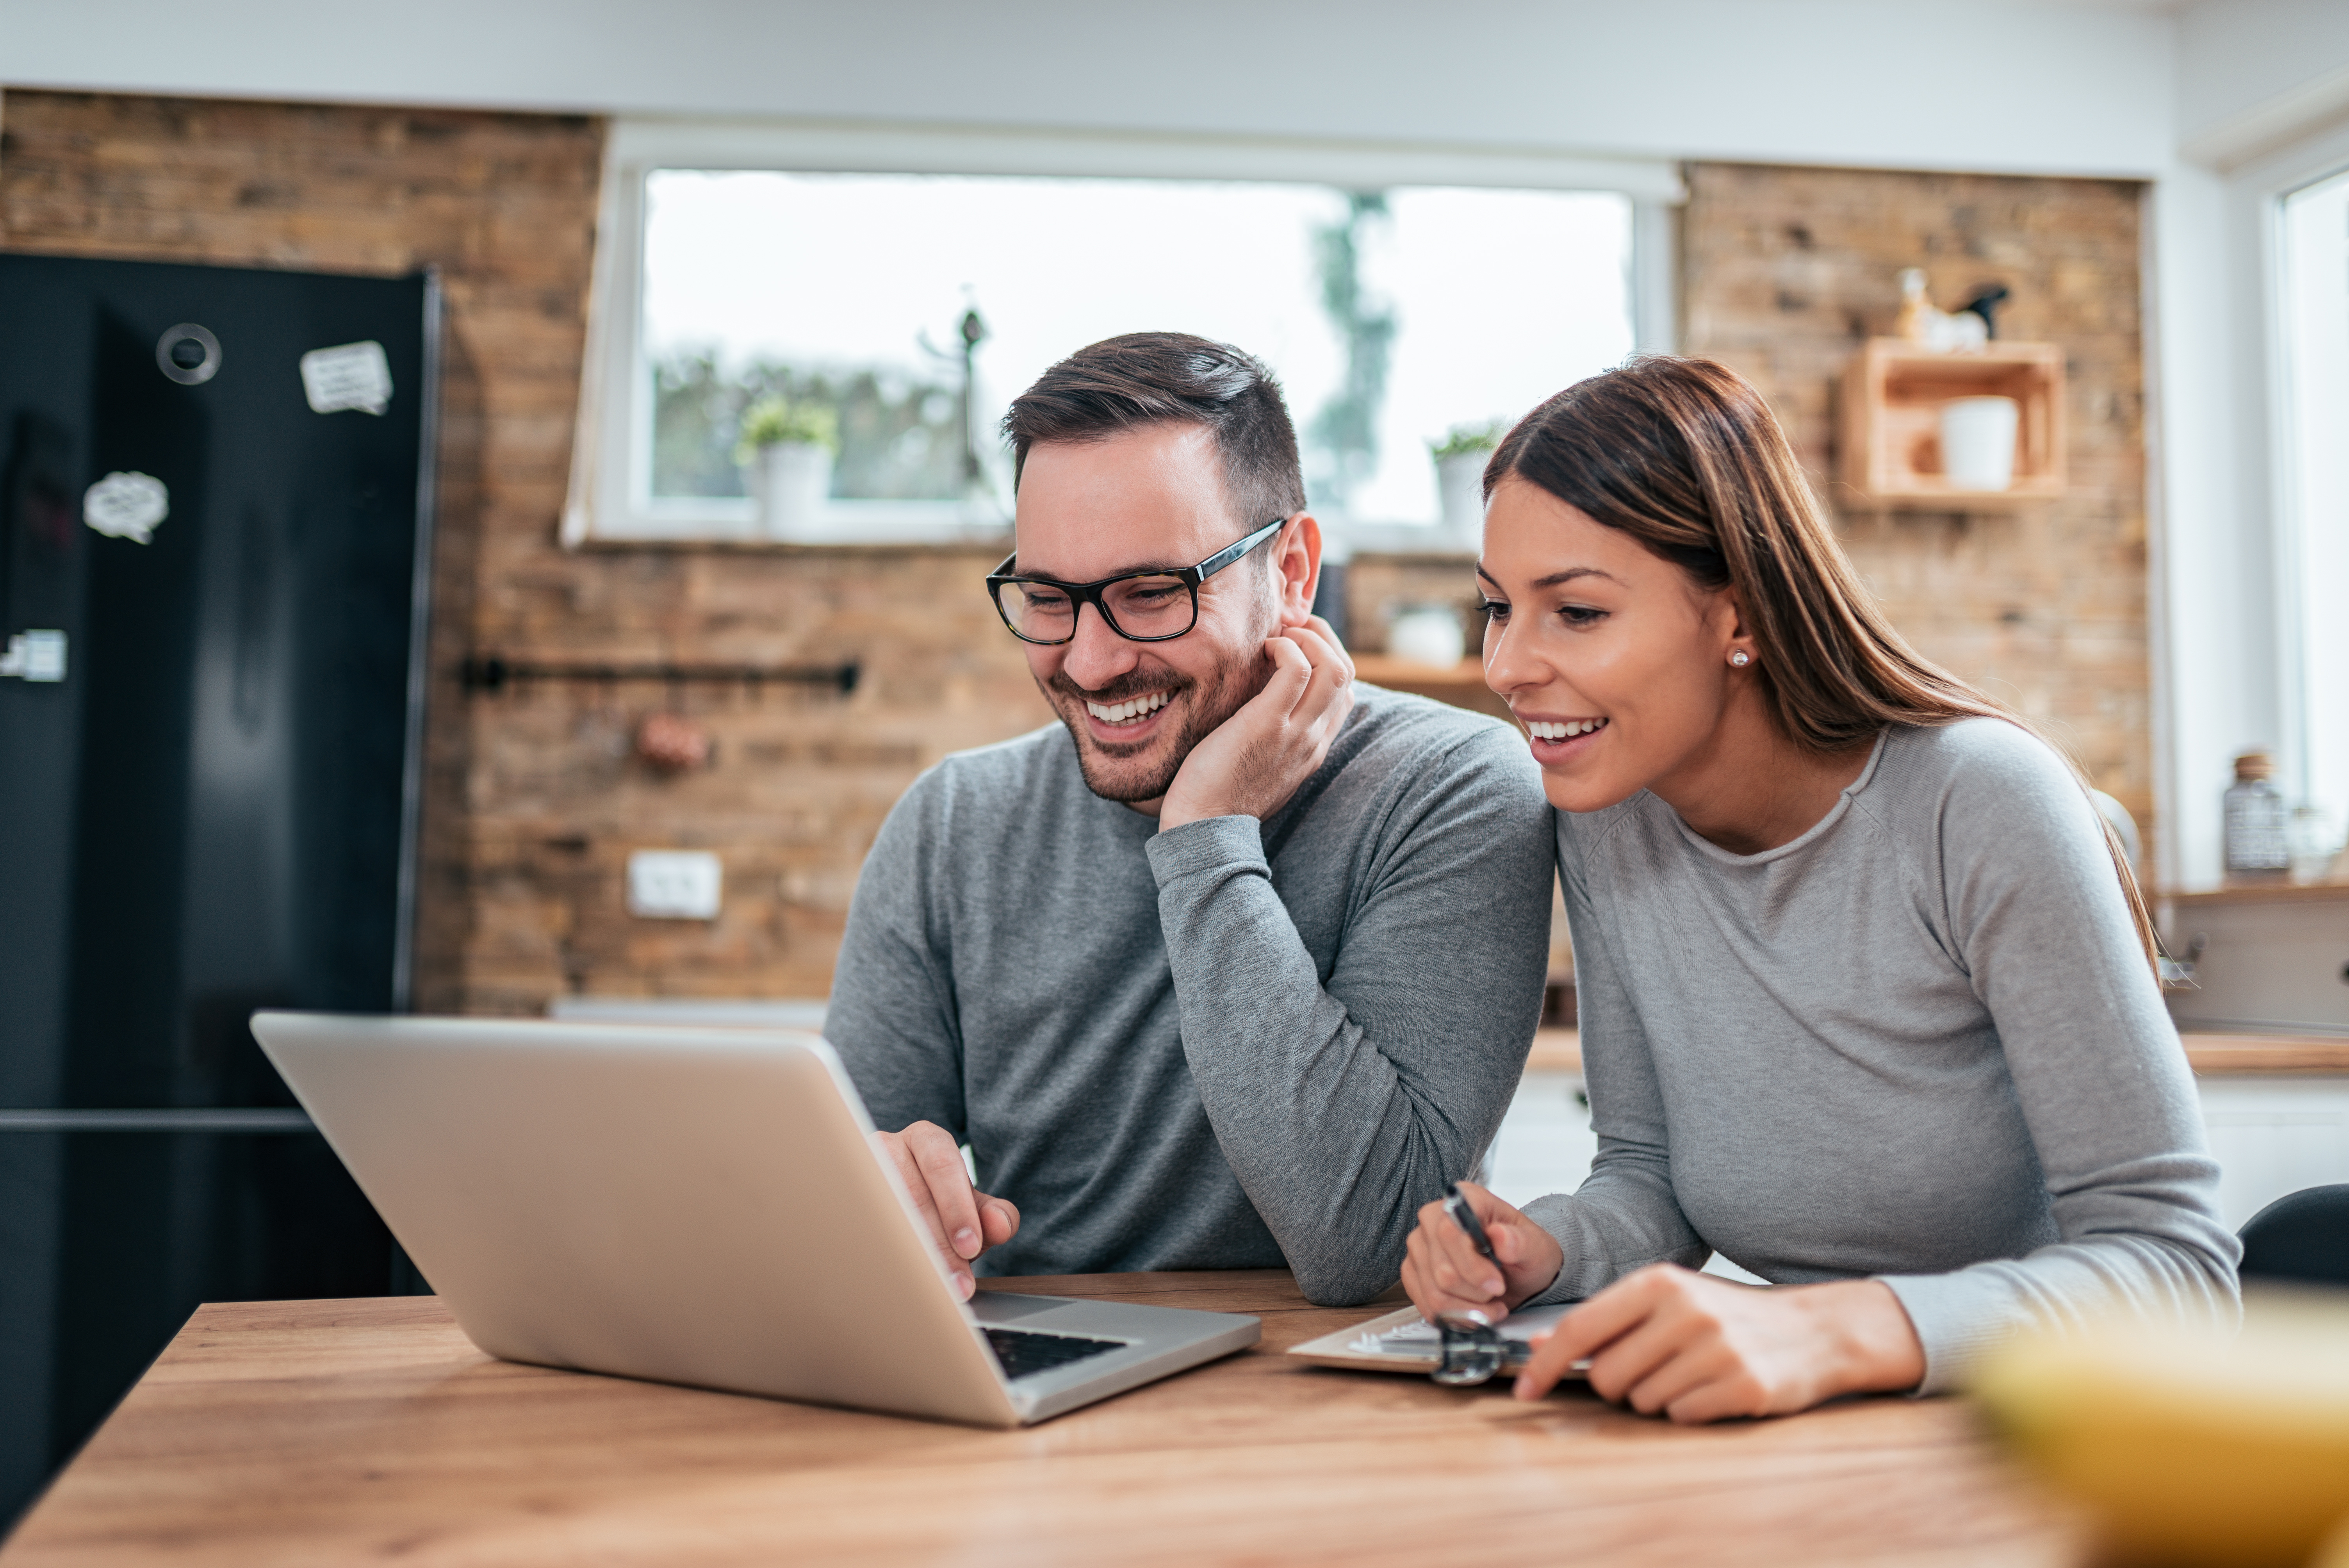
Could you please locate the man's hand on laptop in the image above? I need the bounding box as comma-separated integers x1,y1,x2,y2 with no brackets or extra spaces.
1158,614,1355,830
873,1121,1020,1301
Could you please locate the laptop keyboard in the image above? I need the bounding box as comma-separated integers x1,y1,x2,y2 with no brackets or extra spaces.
983,1327,1128,1380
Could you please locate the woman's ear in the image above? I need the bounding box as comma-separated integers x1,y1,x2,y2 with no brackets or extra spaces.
1717,587,1759,670
1273,513,1322,628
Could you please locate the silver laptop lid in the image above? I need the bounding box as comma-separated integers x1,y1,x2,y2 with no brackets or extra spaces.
249,1012,1022,1427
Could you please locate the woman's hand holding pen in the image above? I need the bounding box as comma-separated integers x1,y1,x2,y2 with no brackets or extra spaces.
1403,1187,1927,1424
1399,1181,1564,1324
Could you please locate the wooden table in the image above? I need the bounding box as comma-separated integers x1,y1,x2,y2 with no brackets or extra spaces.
1,1272,2087,1566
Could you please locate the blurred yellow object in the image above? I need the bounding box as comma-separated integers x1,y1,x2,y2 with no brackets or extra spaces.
1973,1289,2349,1567
2313,1514,2349,1568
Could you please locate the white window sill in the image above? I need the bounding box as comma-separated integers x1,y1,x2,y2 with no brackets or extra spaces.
563,499,1012,550
561,509,1479,557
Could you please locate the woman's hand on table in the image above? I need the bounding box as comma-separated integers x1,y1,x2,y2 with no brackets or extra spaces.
1513,1264,1927,1423
1399,1181,1565,1324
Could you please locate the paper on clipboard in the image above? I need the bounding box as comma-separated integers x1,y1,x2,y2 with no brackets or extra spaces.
1286,1303,1583,1377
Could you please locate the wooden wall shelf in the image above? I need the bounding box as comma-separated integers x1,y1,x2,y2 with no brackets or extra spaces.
1840,339,2066,508
1351,654,1511,722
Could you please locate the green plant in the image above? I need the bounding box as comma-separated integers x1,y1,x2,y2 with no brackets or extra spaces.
734,396,840,463
1429,420,1507,461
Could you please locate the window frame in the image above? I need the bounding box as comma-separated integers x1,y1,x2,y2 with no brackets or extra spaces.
2252,125,2349,829
561,118,1684,549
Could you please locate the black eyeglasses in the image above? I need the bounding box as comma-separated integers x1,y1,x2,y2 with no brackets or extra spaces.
985,519,1287,646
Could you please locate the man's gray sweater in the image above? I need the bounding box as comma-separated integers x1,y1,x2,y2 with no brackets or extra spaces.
825,684,1556,1304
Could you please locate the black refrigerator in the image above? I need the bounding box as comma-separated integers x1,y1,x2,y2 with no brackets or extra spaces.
0,255,438,1525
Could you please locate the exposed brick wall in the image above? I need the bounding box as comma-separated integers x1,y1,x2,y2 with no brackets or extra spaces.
1681,162,2154,869
0,89,1053,1012
461,545,1048,1009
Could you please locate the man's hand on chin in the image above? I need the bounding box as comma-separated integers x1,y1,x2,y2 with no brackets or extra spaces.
1158,615,1355,830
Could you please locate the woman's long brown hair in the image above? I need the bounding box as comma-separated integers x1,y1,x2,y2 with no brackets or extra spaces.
1486,355,2160,971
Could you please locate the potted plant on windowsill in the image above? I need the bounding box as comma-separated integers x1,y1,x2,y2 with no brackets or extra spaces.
736,397,841,541
1429,421,1504,545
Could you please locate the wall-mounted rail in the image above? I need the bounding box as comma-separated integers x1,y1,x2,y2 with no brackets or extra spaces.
459,654,860,696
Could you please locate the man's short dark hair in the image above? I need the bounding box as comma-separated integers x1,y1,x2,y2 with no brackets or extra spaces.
1002,333,1307,531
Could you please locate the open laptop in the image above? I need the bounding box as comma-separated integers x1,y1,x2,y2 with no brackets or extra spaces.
248,1012,1260,1427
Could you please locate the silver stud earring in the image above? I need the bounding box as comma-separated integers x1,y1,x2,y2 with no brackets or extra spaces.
1730,651,1751,667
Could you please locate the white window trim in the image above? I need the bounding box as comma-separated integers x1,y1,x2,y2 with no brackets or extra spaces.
2267,144,2349,826
2157,115,2349,888
2245,123,2349,818
560,117,1684,549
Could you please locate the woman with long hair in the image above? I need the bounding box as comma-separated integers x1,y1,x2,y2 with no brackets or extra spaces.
1400,356,2237,1422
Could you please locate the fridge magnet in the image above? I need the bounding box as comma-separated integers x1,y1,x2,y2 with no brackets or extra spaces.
299,340,394,415
155,323,223,386
83,471,170,544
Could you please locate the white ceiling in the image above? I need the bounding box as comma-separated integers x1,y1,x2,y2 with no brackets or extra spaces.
3,0,2343,176
0,0,2185,177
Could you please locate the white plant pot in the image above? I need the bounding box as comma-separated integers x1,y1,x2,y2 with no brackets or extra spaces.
1939,396,2018,491
758,442,835,539
1435,452,1488,543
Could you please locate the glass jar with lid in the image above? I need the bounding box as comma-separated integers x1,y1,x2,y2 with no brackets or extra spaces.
2222,750,2290,875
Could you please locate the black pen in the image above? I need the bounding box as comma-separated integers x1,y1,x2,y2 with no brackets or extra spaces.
1442,1180,1498,1267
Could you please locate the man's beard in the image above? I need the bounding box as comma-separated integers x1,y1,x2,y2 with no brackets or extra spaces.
1045,649,1268,805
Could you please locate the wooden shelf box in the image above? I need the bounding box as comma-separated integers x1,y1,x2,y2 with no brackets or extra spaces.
1839,339,2066,508
1349,654,1511,723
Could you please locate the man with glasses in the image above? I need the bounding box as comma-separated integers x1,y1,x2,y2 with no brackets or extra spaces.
825,333,1553,1306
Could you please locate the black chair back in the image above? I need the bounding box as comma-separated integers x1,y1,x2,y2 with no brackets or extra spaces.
2238,1185,2349,1286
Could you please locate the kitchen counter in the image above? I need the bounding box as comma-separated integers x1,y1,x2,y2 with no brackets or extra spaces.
1520,1028,2349,1076
2162,879,2349,908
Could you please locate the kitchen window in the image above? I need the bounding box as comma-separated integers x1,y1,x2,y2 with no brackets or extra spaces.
565,122,1679,547
2275,164,2349,835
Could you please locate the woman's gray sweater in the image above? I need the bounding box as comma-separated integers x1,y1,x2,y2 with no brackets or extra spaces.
1524,718,2240,1392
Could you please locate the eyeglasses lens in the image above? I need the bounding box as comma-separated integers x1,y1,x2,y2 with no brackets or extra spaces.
1101,575,1193,638
996,574,1195,643
995,581,1074,641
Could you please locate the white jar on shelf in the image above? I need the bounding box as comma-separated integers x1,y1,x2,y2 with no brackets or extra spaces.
1386,605,1466,668
1939,396,2019,490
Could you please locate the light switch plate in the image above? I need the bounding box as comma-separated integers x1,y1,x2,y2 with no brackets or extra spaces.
626,850,723,920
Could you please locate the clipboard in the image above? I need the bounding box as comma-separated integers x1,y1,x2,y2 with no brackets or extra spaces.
1286,1303,1584,1378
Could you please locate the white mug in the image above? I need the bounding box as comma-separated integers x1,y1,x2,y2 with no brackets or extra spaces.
1940,396,2019,491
